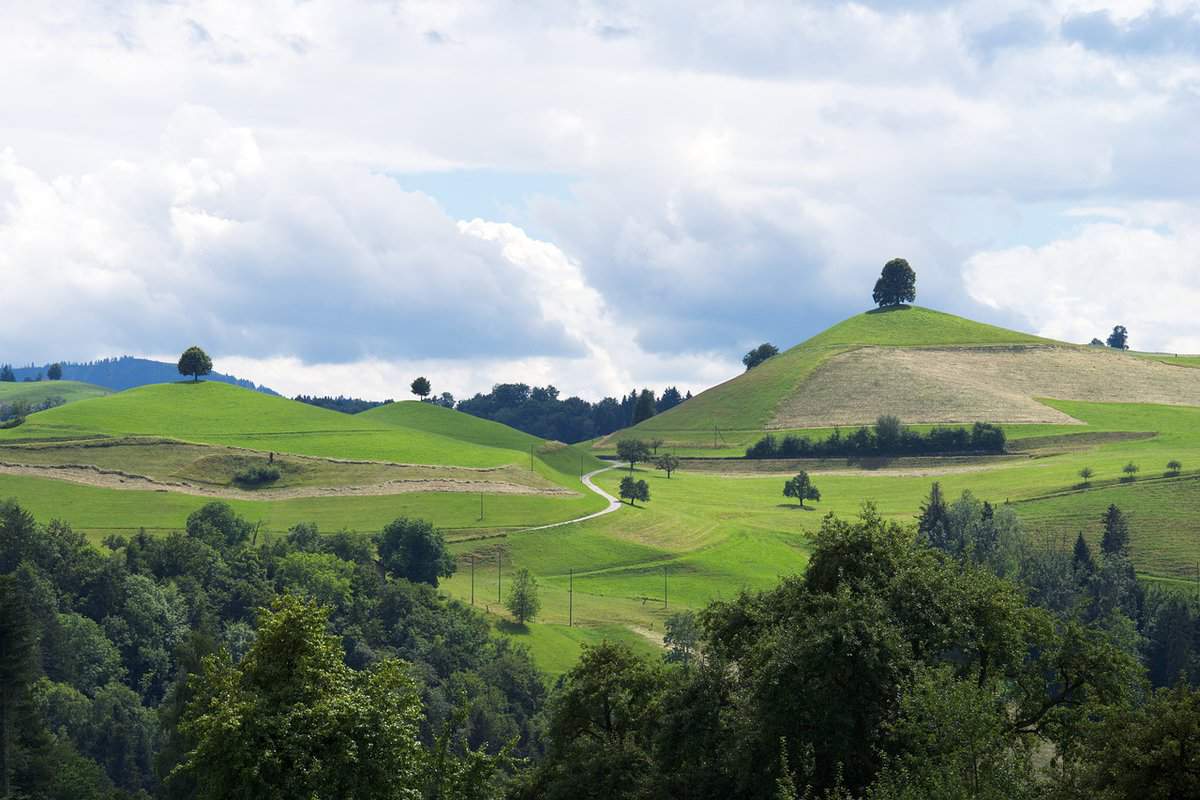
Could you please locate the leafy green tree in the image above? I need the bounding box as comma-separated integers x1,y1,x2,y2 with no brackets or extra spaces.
1078,465,1094,486
0,575,40,798
874,414,903,451
616,438,651,472
1106,324,1129,349
186,501,253,550
916,482,951,550
377,516,455,586
654,454,681,479
411,376,431,400
743,343,780,371
1166,459,1182,476
783,471,820,508
1100,505,1129,556
176,346,213,382
1121,461,1139,481
46,363,63,380
632,389,657,424
872,258,916,307
277,552,355,610
664,611,700,667
648,437,665,454
173,595,425,799
505,568,541,625
619,476,650,506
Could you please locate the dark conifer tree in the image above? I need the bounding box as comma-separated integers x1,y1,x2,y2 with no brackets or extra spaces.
1100,504,1130,556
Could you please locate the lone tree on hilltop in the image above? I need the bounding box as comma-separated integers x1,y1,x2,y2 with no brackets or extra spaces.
619,476,650,506
1107,325,1129,350
46,363,63,381
616,439,651,472
177,346,213,383
1078,466,1094,487
743,343,780,371
376,516,455,587
410,376,431,400
872,258,917,308
783,471,821,508
654,454,681,479
505,568,541,625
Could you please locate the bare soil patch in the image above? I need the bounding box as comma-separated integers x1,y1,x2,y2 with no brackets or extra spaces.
771,345,1200,428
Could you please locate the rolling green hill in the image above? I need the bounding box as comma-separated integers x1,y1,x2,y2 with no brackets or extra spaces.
0,380,111,406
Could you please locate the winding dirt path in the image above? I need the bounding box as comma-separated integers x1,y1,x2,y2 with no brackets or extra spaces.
521,464,625,531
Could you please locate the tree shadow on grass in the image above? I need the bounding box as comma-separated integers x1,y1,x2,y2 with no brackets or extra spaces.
495,620,531,635
865,305,913,315
776,503,819,511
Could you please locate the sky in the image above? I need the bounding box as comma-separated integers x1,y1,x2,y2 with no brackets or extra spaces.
2,0,1199,401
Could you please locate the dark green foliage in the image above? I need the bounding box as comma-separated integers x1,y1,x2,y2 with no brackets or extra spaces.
632,389,657,424
1072,532,1096,579
1106,324,1129,350
872,258,917,307
656,386,684,413
1121,461,1139,481
294,394,392,413
411,376,432,399
0,364,14,382
1166,459,1182,476
505,568,540,624
231,464,281,487
783,471,820,508
1100,504,1129,556
1078,465,1094,486
377,516,455,586
176,346,213,382
747,420,1005,458
653,454,681,478
456,383,629,443
663,611,700,667
619,476,650,506
743,343,780,371
616,439,651,471
46,363,63,380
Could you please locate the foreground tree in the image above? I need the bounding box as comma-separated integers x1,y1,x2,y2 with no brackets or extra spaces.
616,439,651,472
506,568,541,625
783,471,821,508
410,376,431,400
46,363,63,381
177,346,213,383
619,476,650,507
377,516,455,586
172,595,425,799
654,454,681,479
1107,325,1129,350
742,343,780,371
872,258,917,308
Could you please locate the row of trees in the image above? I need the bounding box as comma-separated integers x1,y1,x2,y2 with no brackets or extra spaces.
747,416,1007,459
0,363,63,382
1079,459,1184,487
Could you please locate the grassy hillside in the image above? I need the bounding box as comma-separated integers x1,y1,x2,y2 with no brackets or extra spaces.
622,306,1052,441
0,380,111,406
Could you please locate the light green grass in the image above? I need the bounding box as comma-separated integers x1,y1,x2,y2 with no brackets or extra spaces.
0,380,111,406
490,620,662,677
623,306,1055,441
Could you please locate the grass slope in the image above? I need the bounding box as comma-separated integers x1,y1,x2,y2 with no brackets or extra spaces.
0,380,111,405
623,306,1052,442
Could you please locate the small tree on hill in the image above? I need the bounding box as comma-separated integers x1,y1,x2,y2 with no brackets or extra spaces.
1121,462,1139,482
649,438,665,454
177,346,213,383
1107,325,1129,350
619,476,650,506
872,258,917,308
410,376,431,400
616,439,651,472
1078,466,1094,487
46,363,63,381
742,343,780,371
654,454,681,479
505,568,541,625
1166,459,1182,476
783,471,821,508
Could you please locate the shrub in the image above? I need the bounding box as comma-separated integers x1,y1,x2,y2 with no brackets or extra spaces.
232,465,281,487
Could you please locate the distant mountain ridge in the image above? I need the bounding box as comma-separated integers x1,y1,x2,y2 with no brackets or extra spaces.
11,356,278,395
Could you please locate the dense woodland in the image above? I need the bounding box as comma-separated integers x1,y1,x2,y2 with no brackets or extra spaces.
2,488,1199,798
747,417,1007,459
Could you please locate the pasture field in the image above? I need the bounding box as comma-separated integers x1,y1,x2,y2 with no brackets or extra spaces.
0,379,111,405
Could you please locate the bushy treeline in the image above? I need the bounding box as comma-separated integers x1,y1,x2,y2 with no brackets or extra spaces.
0,396,65,424
456,384,689,444
4,490,1199,799
747,415,1006,459
294,394,395,414
0,501,540,799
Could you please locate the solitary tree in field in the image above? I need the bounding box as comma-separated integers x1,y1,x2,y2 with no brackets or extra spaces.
1121,462,1139,482
410,376,431,400
872,258,917,308
616,439,651,473
619,476,650,506
1107,325,1129,350
1166,459,1182,476
654,454,681,479
783,471,821,508
1078,466,1094,487
177,346,213,383
505,568,541,625
742,343,780,371
649,438,665,455
46,363,63,381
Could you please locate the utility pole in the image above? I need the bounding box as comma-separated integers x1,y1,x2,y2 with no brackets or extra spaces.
497,550,502,603
470,555,475,605
663,565,668,610
530,444,534,472
479,492,484,521
569,568,573,626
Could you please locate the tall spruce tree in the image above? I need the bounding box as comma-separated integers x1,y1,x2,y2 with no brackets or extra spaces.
1100,504,1130,556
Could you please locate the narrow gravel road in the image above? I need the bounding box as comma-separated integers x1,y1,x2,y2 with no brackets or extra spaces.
521,463,626,531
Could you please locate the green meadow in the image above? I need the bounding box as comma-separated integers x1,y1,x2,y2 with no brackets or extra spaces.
0,379,111,405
